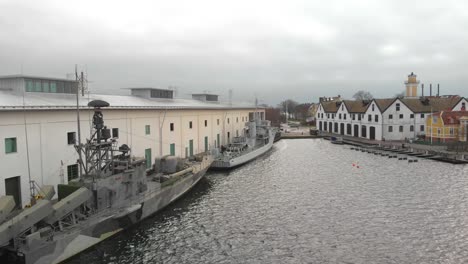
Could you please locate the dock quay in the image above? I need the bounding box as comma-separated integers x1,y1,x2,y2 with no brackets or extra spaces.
280,133,321,139
321,132,468,164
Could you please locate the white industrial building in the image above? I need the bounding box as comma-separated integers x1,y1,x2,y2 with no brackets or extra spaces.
0,75,264,208
316,73,467,141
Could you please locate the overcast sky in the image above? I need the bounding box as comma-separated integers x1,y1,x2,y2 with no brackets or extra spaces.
1,0,467,105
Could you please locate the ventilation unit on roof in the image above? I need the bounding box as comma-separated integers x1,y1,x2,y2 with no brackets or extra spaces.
192,94,218,102
130,88,173,99
420,97,430,105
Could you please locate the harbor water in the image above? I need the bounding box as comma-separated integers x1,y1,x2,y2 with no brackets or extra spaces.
69,139,468,263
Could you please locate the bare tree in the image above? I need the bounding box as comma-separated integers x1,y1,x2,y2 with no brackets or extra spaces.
278,99,298,119
353,90,373,101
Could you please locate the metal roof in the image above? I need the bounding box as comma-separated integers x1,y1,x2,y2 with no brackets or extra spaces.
0,74,78,82
124,87,172,91
0,91,257,111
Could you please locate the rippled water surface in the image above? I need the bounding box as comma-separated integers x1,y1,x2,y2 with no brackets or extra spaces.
71,139,468,263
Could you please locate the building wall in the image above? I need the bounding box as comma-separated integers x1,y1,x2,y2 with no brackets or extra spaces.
315,101,383,140
0,108,261,207
426,113,459,142
453,98,468,111
382,99,422,140
0,78,24,94
360,101,383,140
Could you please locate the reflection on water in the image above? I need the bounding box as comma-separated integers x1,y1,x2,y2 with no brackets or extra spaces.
69,139,468,264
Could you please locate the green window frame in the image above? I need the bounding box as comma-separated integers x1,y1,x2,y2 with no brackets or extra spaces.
204,136,208,152
34,81,42,92
25,80,34,92
170,143,176,156
217,134,220,148
145,148,152,169
67,164,79,181
189,140,194,156
42,81,50,93
5,138,17,153
145,125,150,135
50,82,57,93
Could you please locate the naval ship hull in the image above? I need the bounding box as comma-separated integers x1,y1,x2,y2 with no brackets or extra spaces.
211,137,274,169
21,160,212,264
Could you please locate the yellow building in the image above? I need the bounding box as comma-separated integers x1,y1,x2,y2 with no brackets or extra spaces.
460,116,468,142
426,111,468,142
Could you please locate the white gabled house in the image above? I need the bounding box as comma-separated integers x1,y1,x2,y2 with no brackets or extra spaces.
452,98,468,111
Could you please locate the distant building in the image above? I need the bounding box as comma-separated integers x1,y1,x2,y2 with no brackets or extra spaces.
315,73,468,141
426,111,468,142
319,95,342,102
0,74,79,94
0,74,263,207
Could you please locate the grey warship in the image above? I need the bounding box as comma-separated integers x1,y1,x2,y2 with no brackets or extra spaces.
211,115,274,169
0,100,213,264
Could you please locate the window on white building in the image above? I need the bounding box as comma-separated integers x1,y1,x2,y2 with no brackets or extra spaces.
368,115,372,122
399,126,403,132
388,126,393,132
375,115,379,122
372,104,375,111
420,125,425,132
396,103,400,111
389,114,393,119
67,132,76,145
67,164,79,181
450,127,454,135
112,128,119,138
170,123,175,131
5,137,17,153
421,114,425,118
410,114,414,118
399,114,404,119
410,125,414,132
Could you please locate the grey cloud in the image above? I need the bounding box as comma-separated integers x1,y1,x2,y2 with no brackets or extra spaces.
0,0,467,105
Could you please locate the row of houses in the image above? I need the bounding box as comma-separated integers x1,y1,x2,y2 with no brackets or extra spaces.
0,74,263,208
315,73,467,141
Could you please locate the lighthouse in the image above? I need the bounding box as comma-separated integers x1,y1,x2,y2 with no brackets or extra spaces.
405,72,419,97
